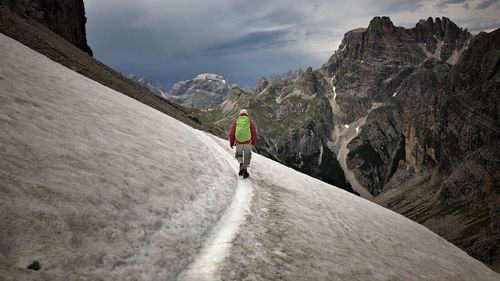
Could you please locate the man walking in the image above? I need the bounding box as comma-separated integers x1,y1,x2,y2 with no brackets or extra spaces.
229,109,256,178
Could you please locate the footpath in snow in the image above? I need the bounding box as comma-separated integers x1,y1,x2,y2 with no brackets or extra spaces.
0,33,499,281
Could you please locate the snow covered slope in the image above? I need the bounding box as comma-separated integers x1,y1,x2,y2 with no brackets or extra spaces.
0,33,499,281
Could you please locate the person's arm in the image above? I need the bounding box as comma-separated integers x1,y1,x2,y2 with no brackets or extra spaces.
229,121,236,148
250,120,257,147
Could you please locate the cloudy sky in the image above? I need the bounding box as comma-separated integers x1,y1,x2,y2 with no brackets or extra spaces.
84,0,500,89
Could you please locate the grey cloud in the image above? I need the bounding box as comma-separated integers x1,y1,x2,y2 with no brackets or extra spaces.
436,0,467,8
373,1,425,14
476,0,500,9
204,30,297,56
464,19,500,33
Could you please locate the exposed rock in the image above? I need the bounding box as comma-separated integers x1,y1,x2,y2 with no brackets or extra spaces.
0,0,93,55
413,17,471,61
376,28,500,271
347,104,405,195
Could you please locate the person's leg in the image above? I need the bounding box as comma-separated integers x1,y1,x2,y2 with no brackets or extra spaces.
235,145,245,175
235,144,243,164
242,144,252,169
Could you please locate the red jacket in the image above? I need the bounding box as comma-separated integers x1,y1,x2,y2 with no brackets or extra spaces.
229,113,256,147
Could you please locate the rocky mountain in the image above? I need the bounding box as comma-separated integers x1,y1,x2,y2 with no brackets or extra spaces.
0,0,93,55
322,16,472,195
169,73,232,108
198,17,500,271
128,75,170,100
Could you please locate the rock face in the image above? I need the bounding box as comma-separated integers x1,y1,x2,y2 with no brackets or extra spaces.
346,104,405,196
366,29,499,271
323,16,471,124
322,16,472,198
169,73,232,108
0,0,93,55
414,17,471,62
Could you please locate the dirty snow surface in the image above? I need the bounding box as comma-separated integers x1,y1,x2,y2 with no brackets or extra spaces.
1,34,499,281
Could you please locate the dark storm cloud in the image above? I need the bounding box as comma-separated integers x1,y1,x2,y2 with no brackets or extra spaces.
204,30,297,55
83,0,500,88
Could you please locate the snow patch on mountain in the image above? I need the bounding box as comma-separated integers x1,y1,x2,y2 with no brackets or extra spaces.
169,73,232,108
195,73,226,82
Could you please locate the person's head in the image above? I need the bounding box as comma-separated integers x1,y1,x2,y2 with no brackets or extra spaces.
239,109,248,116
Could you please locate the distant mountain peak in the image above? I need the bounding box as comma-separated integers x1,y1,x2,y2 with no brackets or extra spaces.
169,73,232,108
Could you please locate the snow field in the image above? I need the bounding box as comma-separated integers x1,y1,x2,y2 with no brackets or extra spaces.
0,33,236,280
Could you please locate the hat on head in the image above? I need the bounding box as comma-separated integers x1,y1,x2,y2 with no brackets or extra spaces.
239,109,248,115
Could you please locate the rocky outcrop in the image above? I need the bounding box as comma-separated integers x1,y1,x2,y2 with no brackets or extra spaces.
1,0,93,55
397,59,452,172
346,105,405,195
413,17,471,62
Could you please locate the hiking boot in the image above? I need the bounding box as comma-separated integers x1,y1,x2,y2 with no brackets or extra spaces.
238,163,244,176
242,168,249,178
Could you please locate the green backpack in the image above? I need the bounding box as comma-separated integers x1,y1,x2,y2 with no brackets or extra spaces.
235,116,252,142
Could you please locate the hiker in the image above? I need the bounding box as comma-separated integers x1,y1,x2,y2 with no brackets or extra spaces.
229,109,256,178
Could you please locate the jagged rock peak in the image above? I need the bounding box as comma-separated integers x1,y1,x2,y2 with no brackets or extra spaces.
367,16,396,33
414,16,470,43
